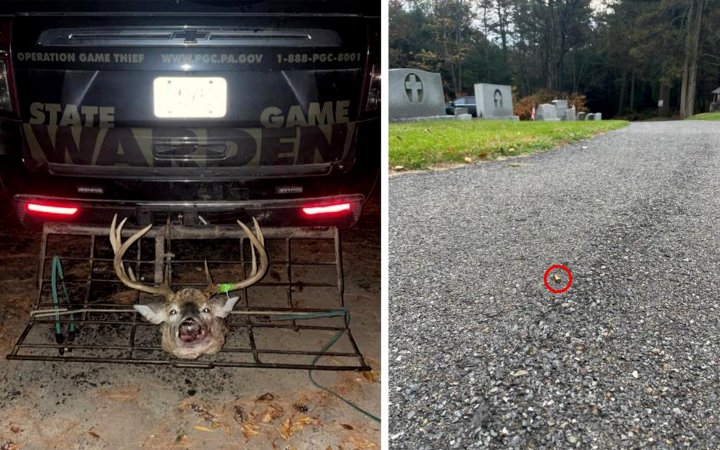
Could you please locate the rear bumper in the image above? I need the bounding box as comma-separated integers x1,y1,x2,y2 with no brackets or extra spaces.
0,114,379,229
14,193,364,228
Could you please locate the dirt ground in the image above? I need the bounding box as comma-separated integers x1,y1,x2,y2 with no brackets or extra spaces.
0,191,380,450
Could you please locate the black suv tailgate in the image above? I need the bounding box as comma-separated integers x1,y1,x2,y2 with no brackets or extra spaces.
12,8,375,180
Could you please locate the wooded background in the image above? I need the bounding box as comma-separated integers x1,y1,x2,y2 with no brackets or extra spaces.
389,0,720,119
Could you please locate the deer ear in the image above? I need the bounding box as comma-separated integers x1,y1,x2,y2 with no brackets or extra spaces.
210,296,239,318
134,303,168,324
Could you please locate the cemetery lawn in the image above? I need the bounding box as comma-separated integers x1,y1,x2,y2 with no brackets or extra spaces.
389,120,629,170
686,112,720,120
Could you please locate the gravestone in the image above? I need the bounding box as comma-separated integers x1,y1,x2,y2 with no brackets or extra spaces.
577,112,586,121
595,112,602,120
565,106,576,121
552,99,568,120
473,83,515,119
710,87,720,112
389,69,446,120
536,103,558,121
585,113,596,120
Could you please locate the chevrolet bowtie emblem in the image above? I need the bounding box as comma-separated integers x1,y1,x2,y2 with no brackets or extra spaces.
173,30,209,44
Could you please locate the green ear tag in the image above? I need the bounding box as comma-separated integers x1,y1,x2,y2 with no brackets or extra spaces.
217,283,234,294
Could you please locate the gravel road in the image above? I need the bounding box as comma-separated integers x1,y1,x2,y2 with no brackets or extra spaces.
389,121,720,449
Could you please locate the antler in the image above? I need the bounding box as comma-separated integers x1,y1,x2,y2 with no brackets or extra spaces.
205,217,268,295
109,214,174,299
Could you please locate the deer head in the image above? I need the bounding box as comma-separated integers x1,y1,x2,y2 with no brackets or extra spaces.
109,215,268,359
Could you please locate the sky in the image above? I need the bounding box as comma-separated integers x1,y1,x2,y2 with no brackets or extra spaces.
591,0,617,12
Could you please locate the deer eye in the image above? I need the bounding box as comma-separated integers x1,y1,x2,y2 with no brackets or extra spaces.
202,307,211,313
169,309,177,316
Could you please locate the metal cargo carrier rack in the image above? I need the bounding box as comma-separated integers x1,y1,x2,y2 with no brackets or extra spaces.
6,221,371,371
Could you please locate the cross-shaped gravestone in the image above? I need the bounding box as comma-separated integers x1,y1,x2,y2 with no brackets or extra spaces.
389,68,445,120
404,74,423,103
473,83,514,118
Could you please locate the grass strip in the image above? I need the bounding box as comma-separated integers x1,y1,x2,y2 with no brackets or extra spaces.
685,112,720,121
389,119,628,170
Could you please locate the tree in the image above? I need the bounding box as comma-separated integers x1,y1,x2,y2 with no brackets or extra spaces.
512,0,593,91
389,0,433,69
426,0,476,95
389,0,720,117
679,0,707,117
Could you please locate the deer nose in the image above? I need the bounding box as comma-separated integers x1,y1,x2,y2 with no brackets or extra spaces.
179,302,201,321
180,316,199,325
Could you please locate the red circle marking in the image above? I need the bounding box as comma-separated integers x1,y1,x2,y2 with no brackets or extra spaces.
543,264,573,294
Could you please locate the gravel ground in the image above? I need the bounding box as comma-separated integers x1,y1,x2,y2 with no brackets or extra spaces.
389,121,720,449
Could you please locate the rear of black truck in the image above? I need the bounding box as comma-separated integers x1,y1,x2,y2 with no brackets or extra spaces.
0,0,380,228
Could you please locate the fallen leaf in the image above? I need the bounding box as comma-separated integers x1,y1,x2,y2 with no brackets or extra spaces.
279,415,320,440
233,405,248,424
241,423,260,439
96,387,140,402
193,425,216,432
295,416,319,426
279,418,293,440
293,401,309,413
511,370,529,377
346,434,378,449
88,430,101,439
256,392,275,402
392,165,405,171
188,403,218,424
9,425,21,434
341,423,354,430
464,157,472,163
361,370,380,383
262,404,285,423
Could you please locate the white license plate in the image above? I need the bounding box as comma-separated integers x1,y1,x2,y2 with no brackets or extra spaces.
153,77,227,118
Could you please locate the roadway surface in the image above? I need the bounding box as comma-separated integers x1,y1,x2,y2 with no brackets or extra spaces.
389,121,720,449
